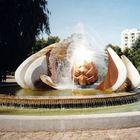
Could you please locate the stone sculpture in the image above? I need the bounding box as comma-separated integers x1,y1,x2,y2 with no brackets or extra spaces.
71,61,98,86
15,36,140,92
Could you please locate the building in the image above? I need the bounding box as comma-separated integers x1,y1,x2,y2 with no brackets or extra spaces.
121,28,140,51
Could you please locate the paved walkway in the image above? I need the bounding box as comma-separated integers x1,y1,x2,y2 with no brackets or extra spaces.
0,127,140,140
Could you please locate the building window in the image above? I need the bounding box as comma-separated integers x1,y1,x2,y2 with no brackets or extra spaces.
137,33,140,38
132,39,135,42
132,36,134,39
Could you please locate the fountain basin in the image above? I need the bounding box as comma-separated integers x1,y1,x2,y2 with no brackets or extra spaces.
0,85,140,109
1,85,140,131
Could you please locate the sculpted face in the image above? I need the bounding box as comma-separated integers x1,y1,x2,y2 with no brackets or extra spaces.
71,61,98,86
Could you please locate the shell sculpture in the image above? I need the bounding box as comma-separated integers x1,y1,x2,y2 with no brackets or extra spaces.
15,39,140,92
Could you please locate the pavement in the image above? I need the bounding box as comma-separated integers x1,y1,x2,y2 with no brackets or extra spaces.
0,127,140,140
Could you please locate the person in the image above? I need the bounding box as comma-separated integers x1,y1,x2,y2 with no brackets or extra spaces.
3,72,6,82
0,74,2,83
1,72,6,82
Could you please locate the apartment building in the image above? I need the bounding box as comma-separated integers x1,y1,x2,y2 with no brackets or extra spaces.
121,28,140,51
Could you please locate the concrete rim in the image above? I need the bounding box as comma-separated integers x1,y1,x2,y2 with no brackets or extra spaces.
0,111,140,131
0,91,140,108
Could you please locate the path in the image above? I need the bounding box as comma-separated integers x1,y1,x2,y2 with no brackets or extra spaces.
0,127,140,140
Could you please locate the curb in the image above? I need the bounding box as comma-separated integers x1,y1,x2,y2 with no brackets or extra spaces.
0,112,140,131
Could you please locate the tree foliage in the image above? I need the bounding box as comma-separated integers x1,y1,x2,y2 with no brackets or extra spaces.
123,47,134,63
31,36,60,54
123,47,140,72
132,36,140,50
124,37,140,73
45,36,60,46
0,0,50,77
105,44,123,57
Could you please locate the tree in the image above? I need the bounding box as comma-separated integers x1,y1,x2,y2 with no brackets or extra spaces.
31,36,60,54
45,36,60,46
0,0,50,79
105,44,123,57
130,48,140,72
132,36,140,50
31,38,47,55
123,43,140,73
123,47,134,63
125,37,140,72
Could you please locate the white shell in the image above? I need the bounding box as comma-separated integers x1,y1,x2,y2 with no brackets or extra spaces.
15,53,39,89
121,55,140,88
15,45,54,89
107,47,127,91
24,55,48,90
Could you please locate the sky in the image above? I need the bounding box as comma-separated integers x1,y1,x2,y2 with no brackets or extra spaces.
45,0,140,50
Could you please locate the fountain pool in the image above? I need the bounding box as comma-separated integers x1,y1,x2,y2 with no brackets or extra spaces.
0,85,140,112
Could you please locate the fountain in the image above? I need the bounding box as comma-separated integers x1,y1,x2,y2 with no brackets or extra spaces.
1,30,140,132
0,32,140,109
